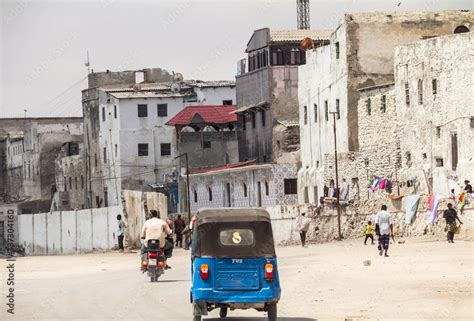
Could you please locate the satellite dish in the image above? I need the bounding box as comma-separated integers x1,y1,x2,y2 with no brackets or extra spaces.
173,73,184,82
170,83,181,92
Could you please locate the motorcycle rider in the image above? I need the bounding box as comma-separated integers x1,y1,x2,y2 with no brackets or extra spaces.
140,209,173,270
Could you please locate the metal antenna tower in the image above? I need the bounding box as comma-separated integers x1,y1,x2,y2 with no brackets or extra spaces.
296,0,310,30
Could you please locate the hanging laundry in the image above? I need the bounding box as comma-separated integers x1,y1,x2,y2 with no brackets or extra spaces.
323,185,329,197
367,177,374,188
332,187,339,198
427,195,435,210
384,180,393,193
379,179,386,190
405,194,421,224
427,196,441,223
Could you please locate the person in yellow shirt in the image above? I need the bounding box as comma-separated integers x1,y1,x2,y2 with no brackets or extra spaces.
364,221,374,245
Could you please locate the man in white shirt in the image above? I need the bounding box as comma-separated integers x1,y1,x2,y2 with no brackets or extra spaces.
140,210,172,269
297,212,311,247
375,205,393,257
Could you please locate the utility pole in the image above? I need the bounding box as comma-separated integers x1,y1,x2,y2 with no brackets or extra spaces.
175,153,191,222
329,111,342,240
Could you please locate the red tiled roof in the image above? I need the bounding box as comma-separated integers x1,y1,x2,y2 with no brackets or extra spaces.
192,160,257,174
166,105,237,126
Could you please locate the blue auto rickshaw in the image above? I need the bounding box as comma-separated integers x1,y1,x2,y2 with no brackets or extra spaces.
190,208,281,321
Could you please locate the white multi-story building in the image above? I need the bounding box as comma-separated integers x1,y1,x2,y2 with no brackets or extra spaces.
82,68,236,208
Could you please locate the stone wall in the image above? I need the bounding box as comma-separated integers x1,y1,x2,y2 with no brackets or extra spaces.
395,32,474,196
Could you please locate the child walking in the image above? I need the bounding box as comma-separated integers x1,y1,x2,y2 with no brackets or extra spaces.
364,221,374,245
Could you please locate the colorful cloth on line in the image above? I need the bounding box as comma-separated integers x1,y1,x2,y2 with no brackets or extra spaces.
405,194,420,224
426,195,441,224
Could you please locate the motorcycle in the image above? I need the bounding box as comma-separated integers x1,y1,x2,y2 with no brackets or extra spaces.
141,239,166,282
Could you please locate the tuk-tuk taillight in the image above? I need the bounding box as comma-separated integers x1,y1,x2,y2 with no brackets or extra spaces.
199,264,209,280
265,263,274,281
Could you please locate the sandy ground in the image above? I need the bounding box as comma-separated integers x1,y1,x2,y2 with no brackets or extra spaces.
0,236,472,321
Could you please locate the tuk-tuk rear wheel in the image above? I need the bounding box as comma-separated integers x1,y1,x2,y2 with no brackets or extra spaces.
219,307,228,318
267,303,277,321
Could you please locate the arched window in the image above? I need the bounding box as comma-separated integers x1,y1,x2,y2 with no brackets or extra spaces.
290,48,301,64
303,106,308,124
272,49,283,65
454,25,469,33
418,79,423,105
243,183,248,197
193,188,198,203
208,187,213,202
265,180,269,196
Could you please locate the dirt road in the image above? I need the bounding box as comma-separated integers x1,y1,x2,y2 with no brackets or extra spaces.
1,237,472,321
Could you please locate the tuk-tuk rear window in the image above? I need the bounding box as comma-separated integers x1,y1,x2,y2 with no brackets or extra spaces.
219,229,254,246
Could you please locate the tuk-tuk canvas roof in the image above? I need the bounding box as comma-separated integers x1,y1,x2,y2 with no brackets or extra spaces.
192,208,276,258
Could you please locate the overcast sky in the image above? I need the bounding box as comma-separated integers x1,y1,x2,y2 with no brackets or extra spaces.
1,0,472,118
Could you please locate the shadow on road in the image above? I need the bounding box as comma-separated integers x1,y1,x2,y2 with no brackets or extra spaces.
202,317,317,321
156,279,190,283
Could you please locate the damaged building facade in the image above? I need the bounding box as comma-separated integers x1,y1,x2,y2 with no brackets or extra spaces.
81,68,236,210
395,31,474,196
235,28,331,164
298,11,474,205
1,118,83,213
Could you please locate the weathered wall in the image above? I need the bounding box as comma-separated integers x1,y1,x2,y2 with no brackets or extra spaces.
298,11,474,207
54,152,86,211
17,206,121,255
179,131,239,170
189,164,298,213
87,68,173,88
395,32,474,196
236,68,273,163
0,139,6,196
121,190,168,248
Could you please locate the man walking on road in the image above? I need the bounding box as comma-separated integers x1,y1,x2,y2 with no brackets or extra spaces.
174,214,186,248
443,203,463,243
297,212,311,247
116,215,126,253
375,205,393,257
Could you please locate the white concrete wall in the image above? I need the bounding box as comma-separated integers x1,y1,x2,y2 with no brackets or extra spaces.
265,205,300,246
193,86,236,105
17,205,123,255
46,211,61,254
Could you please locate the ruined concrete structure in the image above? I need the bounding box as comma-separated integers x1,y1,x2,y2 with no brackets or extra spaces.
82,68,236,209
0,118,83,215
166,105,239,171
395,31,474,196
235,28,331,164
53,141,86,211
298,10,474,205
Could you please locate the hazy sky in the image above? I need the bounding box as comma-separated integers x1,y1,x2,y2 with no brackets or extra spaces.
1,0,472,118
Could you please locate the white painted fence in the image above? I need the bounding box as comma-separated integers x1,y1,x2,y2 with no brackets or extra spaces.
18,206,122,255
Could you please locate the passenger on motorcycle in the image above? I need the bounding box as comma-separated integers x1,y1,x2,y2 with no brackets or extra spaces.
140,210,173,269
